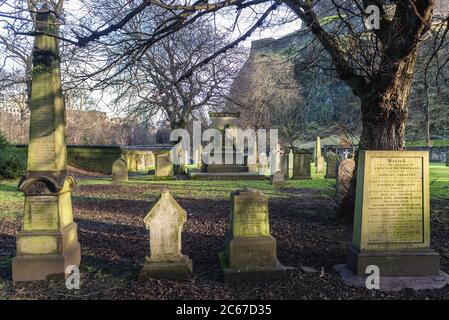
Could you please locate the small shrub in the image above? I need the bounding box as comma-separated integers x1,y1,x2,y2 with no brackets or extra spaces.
0,133,26,180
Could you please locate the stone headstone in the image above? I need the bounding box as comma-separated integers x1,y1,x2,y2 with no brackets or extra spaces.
270,170,285,188
335,159,355,205
112,158,128,183
315,136,322,160
155,151,173,177
316,156,324,174
280,148,290,179
220,189,290,281
292,149,312,179
140,189,192,279
12,6,81,282
325,152,339,179
346,151,441,277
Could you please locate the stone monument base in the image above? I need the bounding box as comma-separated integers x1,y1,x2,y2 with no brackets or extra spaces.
218,252,290,282
292,175,312,180
346,245,441,277
334,264,449,291
189,172,265,180
12,223,81,282
207,164,249,173
139,255,193,280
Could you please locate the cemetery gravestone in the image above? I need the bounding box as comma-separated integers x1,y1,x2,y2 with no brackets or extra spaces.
140,189,193,279
12,6,81,282
325,151,339,179
155,151,173,177
315,136,324,174
112,158,128,183
280,148,290,179
220,189,290,281
270,170,285,188
292,149,312,180
346,150,441,277
335,159,355,205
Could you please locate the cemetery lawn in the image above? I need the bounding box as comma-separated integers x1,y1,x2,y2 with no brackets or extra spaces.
1,163,449,299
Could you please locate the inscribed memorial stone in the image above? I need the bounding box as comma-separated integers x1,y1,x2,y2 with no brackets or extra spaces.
347,150,440,276
140,189,192,279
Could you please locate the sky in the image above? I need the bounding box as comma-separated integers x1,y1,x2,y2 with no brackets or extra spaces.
61,0,303,117
0,0,302,118
65,0,302,47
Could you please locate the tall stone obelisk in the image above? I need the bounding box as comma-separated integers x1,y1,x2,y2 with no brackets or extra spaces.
12,5,81,282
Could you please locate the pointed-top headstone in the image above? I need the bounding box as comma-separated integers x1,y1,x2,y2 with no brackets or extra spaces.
141,189,192,279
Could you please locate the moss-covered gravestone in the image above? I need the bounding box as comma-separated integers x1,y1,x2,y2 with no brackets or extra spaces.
12,6,81,282
346,151,441,277
112,158,128,183
220,189,290,281
155,150,173,177
292,149,312,180
325,151,339,179
140,189,192,279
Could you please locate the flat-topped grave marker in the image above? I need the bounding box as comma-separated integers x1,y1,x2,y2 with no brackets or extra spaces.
220,188,291,281
292,149,312,180
338,151,447,288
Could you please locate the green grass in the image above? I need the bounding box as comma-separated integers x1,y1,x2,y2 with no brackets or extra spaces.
0,180,22,219
406,139,449,147
429,163,449,199
1,163,449,218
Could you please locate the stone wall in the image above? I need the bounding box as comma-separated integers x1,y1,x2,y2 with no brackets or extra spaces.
68,146,122,174
16,144,160,174
406,146,449,163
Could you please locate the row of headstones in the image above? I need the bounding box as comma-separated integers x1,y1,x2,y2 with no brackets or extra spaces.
142,188,290,281
112,148,348,183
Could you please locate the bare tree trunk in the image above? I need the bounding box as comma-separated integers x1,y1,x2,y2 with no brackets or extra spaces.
424,78,432,147
339,53,418,220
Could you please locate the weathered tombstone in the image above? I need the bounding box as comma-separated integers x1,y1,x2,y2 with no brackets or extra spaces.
220,189,290,281
315,136,324,174
140,189,192,279
345,151,443,278
335,159,355,205
12,6,81,282
316,156,325,174
325,151,339,179
112,158,128,183
280,147,290,179
270,170,285,188
292,149,312,179
155,150,173,177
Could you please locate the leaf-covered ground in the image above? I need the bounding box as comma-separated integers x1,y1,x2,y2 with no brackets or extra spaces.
0,164,449,300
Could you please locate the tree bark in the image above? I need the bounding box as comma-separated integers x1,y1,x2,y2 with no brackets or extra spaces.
339,52,419,220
